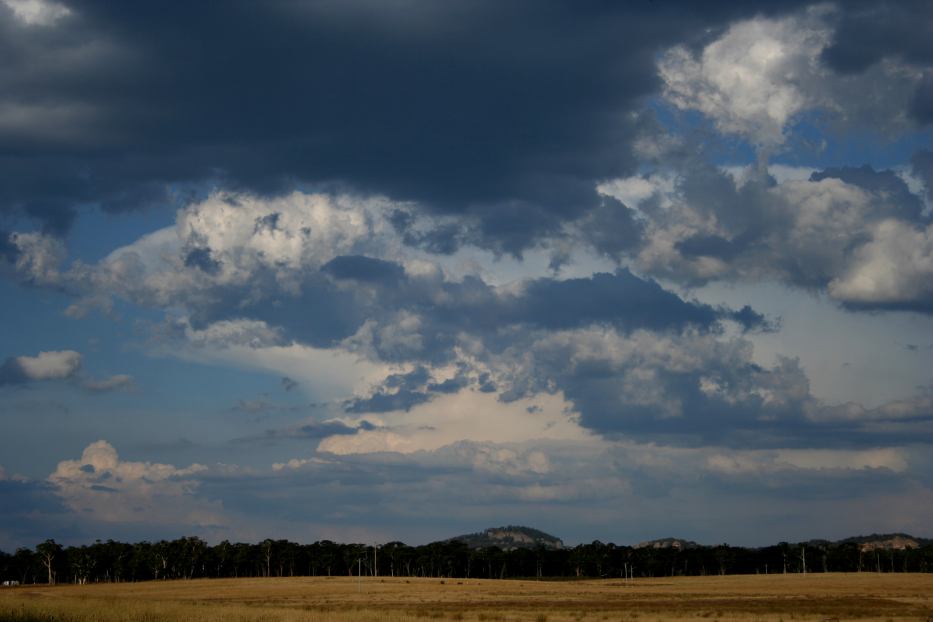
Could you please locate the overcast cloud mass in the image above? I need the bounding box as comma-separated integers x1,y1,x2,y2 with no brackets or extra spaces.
1,0,932,549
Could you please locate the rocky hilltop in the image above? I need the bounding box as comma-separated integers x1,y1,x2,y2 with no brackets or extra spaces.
445,529,929,553
839,533,928,552
634,537,701,550
449,526,564,550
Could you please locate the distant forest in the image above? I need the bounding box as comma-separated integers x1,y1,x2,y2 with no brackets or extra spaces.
3,536,933,585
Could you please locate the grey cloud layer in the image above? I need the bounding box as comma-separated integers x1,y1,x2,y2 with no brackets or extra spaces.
0,0,840,250
0,475,76,551
5,192,758,355
4,0,931,306
587,158,933,312
8,188,928,450
4,436,926,548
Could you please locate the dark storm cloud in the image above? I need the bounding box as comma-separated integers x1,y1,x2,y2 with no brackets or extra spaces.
499,327,933,449
0,0,808,247
186,274,364,350
322,255,405,284
821,1,933,73
444,269,737,336
423,269,758,354
498,330,811,446
912,73,933,124
344,387,433,414
344,365,473,413
180,249,754,362
819,1,933,125
344,367,435,413
567,369,807,448
501,271,721,332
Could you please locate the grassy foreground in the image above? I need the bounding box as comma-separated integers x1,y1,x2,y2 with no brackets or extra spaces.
1,573,932,622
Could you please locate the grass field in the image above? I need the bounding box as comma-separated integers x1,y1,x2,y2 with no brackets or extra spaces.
1,573,932,622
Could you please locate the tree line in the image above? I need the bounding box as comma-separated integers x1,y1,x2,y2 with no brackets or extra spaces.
3,537,933,585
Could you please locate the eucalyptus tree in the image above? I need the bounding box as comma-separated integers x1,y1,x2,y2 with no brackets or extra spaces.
35,539,62,585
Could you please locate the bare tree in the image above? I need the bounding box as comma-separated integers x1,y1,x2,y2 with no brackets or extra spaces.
36,539,62,585
261,539,273,578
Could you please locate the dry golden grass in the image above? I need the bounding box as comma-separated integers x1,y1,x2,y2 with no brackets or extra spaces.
2,573,932,621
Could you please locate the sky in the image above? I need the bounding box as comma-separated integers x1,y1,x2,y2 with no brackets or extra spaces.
1,0,933,550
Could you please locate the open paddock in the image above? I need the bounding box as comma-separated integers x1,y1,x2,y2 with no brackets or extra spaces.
1,573,932,621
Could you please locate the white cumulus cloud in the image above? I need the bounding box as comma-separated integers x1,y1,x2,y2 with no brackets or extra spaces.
49,440,222,527
659,7,831,149
0,350,82,385
828,220,933,308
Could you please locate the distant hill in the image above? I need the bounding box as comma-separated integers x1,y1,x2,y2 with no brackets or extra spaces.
446,530,932,552
837,533,931,552
449,526,564,550
633,534,931,551
634,537,700,550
